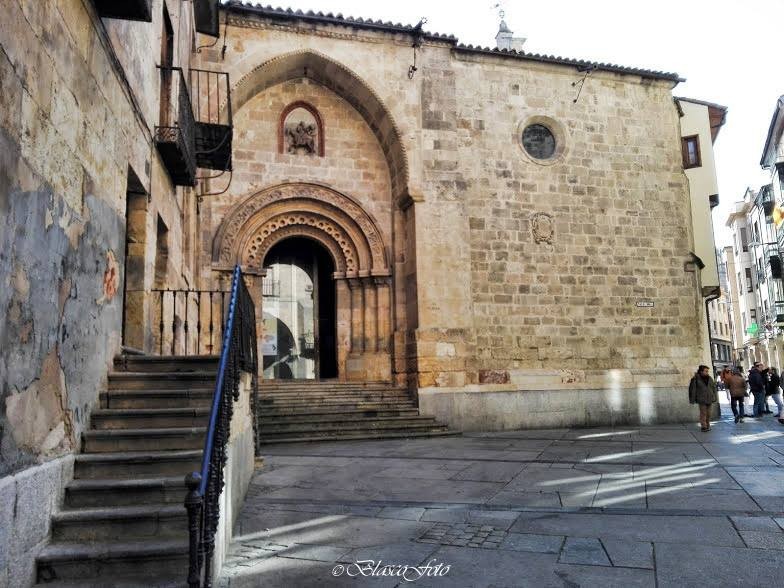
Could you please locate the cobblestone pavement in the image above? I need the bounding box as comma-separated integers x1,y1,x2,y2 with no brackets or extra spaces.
220,404,784,587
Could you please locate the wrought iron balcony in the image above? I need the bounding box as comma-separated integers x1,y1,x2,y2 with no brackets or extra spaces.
190,68,233,172
155,67,197,187
93,0,152,22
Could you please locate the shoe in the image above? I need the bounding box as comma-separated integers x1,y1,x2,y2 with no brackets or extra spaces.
764,410,773,414
734,415,740,423
778,418,784,425
740,418,745,423
700,427,708,432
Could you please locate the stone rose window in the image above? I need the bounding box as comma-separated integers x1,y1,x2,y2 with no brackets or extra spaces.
278,101,325,157
517,115,567,165
522,123,556,160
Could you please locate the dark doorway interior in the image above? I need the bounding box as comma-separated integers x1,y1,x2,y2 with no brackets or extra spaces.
261,237,337,380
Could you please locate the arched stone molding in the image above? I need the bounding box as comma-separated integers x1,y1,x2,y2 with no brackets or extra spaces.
212,182,390,276
226,49,413,205
211,182,395,382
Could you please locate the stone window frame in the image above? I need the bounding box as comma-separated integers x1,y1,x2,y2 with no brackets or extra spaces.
278,101,325,157
516,115,568,166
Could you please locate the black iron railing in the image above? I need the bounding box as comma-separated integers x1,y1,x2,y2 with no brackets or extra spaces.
190,68,233,171
184,266,259,588
151,289,231,355
155,66,197,186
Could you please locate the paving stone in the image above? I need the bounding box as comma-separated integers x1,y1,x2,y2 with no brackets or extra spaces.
731,516,781,532
601,539,654,569
645,487,760,511
500,532,564,554
559,537,611,566
421,508,470,523
376,506,425,521
511,513,744,547
776,518,784,531
655,542,784,588
453,461,526,482
467,509,520,530
739,531,784,550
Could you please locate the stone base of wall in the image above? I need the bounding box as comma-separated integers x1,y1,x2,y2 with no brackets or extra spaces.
0,455,74,588
417,386,696,431
212,372,256,584
345,352,391,382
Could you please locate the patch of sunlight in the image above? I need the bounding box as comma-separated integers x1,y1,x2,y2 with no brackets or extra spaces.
583,448,657,462
730,431,784,444
605,369,623,413
592,477,720,507
581,472,706,498
233,514,348,544
576,430,637,439
637,381,655,424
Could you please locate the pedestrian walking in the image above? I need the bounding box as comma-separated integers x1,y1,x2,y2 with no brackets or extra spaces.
767,367,784,424
748,362,766,417
724,368,748,423
689,365,717,432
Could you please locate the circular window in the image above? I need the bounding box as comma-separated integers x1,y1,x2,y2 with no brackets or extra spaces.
522,124,556,160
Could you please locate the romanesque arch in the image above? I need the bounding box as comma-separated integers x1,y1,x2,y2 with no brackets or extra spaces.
212,182,393,381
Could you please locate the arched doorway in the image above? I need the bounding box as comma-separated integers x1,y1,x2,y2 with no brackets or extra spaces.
261,237,337,380
213,182,394,382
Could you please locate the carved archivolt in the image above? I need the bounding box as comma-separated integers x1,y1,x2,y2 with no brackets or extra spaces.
213,183,390,277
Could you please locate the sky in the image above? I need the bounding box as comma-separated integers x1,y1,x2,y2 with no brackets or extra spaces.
237,0,783,245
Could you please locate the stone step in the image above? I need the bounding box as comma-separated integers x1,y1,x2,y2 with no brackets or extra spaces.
34,580,186,588
259,408,420,421
260,389,408,398
259,393,412,404
83,428,206,453
51,505,186,542
74,450,202,480
259,428,459,444
100,389,214,409
114,354,220,373
260,415,440,432
107,371,217,390
260,400,418,414
258,420,449,438
91,408,210,429
65,477,186,508
261,385,401,392
36,539,188,583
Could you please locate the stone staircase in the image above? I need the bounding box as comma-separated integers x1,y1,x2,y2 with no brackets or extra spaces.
34,355,219,587
258,380,455,443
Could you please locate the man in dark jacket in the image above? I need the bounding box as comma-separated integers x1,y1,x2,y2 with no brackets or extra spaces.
748,362,766,417
689,365,718,432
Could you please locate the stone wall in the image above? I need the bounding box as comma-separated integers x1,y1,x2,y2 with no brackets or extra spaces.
201,10,704,413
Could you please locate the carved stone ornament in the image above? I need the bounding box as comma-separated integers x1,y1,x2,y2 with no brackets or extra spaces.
531,212,555,245
279,103,324,157
213,183,389,275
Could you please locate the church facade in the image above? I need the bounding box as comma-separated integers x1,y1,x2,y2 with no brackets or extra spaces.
191,3,718,429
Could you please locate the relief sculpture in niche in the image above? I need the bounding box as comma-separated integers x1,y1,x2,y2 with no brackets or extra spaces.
283,106,320,156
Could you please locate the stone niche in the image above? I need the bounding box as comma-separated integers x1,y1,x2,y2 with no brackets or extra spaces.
278,102,324,157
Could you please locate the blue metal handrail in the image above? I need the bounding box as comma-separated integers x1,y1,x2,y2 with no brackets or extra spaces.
184,264,259,588
197,265,240,495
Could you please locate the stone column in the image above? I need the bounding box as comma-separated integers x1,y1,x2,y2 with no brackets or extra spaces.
335,277,351,379
363,277,378,353
375,277,391,353
348,277,364,353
